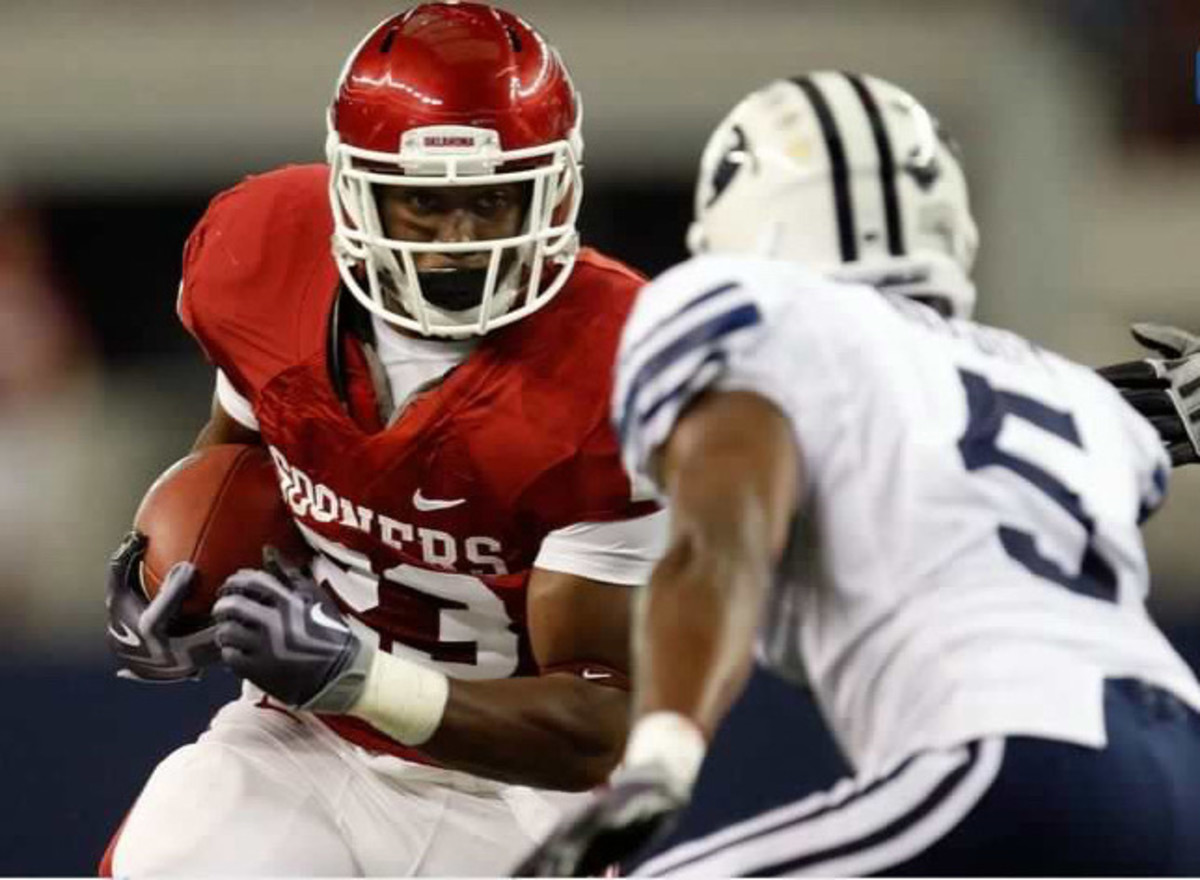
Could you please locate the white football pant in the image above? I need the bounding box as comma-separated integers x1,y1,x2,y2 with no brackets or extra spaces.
110,694,586,876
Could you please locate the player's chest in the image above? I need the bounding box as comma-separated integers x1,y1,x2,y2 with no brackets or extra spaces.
253,357,574,574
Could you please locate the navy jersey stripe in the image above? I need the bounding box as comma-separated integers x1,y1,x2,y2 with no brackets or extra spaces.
636,349,729,430
623,281,742,365
619,302,762,444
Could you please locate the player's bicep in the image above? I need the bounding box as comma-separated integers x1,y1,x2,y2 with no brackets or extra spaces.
192,380,261,451
659,390,802,563
527,567,633,686
614,278,766,484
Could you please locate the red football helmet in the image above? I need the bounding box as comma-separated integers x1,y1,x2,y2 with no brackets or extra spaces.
326,3,584,337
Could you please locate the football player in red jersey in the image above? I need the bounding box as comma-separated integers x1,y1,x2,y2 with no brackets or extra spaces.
100,4,667,875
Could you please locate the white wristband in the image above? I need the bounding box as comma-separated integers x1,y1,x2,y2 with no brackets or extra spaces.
622,711,707,798
348,651,450,747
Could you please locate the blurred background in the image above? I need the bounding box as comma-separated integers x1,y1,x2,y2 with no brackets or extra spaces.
1,0,1199,873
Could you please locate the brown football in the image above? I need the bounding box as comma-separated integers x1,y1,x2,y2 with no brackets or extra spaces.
133,444,308,626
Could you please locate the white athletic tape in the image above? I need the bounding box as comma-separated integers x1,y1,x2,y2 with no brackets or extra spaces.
349,650,450,746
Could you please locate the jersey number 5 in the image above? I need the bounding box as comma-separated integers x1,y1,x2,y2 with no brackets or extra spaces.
956,369,1117,602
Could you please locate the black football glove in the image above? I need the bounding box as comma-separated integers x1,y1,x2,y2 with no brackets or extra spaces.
105,531,220,682
1097,323,1200,467
212,547,373,712
513,763,686,877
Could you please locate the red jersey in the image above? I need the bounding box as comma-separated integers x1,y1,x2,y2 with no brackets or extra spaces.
178,163,654,759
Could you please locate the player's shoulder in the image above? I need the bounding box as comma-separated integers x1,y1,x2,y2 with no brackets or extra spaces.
223,162,329,201
647,253,851,312
469,251,643,468
478,249,652,523
178,163,338,393
193,163,328,234
572,247,647,289
623,254,852,353
558,247,647,322
504,247,646,360
182,163,331,281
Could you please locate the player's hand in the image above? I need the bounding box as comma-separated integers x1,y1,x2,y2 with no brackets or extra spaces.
1097,323,1200,467
212,547,374,712
105,530,220,682
513,764,686,877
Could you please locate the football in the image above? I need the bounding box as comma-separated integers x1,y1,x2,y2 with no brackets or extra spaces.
133,444,308,626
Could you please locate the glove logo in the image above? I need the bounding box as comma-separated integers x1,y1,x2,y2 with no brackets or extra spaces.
310,603,350,634
108,621,141,648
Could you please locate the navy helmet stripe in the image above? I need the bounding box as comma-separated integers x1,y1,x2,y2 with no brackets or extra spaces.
792,76,857,262
845,72,905,257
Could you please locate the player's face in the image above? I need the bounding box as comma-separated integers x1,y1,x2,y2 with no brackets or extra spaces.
377,182,528,272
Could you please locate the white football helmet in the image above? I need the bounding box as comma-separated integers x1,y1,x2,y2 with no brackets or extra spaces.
689,72,979,319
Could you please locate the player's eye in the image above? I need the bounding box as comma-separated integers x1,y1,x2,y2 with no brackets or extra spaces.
472,189,512,216
399,190,441,215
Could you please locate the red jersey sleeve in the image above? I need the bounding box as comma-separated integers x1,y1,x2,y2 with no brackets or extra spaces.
177,164,339,402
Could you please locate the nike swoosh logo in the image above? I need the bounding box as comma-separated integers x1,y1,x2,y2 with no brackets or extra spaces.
108,622,141,648
310,603,350,634
412,489,467,512
581,668,612,681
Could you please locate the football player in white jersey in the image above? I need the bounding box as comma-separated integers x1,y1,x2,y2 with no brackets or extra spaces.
517,72,1200,876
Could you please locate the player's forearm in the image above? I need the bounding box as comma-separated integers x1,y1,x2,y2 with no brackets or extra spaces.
350,659,629,790
634,522,766,740
636,392,798,739
435,674,630,789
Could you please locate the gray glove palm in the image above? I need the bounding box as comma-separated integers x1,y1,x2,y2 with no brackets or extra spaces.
1097,323,1200,467
106,531,219,682
212,548,374,712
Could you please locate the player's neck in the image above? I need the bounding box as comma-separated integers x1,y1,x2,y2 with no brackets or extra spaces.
370,313,477,361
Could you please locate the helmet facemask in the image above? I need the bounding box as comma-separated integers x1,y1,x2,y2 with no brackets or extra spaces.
329,123,583,337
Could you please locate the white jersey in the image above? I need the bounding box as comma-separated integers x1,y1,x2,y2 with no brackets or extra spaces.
615,254,1200,778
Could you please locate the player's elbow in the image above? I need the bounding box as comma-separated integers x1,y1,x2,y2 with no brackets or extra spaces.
534,676,630,790
557,705,629,791
660,500,772,604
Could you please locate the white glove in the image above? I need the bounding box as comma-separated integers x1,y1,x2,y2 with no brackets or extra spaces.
1097,323,1200,467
